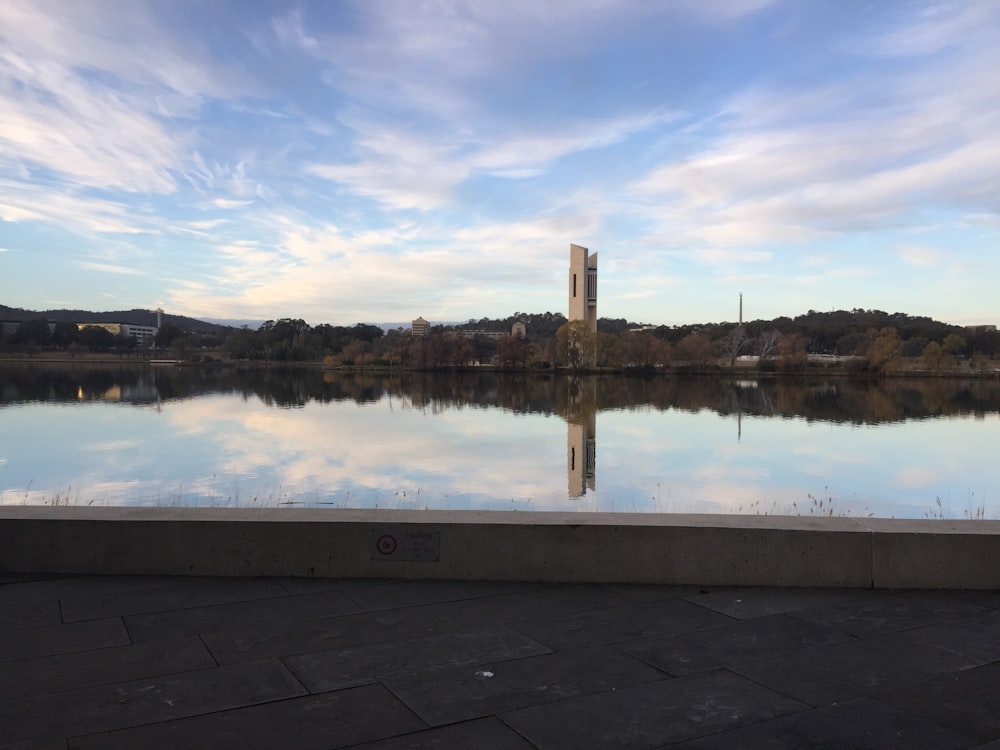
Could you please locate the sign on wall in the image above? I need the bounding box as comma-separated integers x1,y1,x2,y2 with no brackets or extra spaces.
370,527,441,562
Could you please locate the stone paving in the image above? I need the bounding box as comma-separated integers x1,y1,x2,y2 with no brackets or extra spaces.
2,573,999,749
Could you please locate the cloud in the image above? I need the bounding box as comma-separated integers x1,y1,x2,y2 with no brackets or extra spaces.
77,262,142,276
0,181,147,234
0,1,256,199
212,198,254,209
693,249,774,266
849,2,1000,58
897,244,945,267
163,209,594,321
307,108,674,211
627,24,1000,250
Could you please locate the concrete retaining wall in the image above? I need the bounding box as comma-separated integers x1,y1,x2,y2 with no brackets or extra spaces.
2,507,999,589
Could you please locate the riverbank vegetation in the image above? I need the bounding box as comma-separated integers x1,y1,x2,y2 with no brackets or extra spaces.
3,308,998,376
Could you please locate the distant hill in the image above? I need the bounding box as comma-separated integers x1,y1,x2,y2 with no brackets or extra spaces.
0,305,235,335
201,317,265,330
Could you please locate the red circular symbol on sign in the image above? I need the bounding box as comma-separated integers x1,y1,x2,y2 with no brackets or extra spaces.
376,534,397,555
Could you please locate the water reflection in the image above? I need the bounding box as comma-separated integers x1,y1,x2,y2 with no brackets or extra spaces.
566,378,598,497
1,364,998,517
3,364,999,422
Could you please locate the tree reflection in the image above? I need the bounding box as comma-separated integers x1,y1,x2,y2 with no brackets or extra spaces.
2,364,999,423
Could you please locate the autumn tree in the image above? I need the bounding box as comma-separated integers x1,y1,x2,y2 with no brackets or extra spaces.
595,332,624,369
340,338,370,365
867,327,903,374
776,333,808,372
921,341,947,372
673,333,716,367
941,334,966,365
448,335,475,367
556,320,596,370
624,332,657,368
497,336,532,368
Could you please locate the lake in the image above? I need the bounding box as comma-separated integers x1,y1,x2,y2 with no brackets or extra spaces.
1,363,998,519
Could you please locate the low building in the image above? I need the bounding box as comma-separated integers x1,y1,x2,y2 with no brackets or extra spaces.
77,322,158,345
456,322,527,340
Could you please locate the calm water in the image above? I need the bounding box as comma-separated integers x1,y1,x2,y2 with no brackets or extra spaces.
1,364,998,518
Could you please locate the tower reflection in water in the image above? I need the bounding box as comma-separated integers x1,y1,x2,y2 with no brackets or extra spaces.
564,378,597,498
567,417,596,498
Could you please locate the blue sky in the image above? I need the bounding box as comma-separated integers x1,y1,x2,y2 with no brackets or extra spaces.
1,0,998,327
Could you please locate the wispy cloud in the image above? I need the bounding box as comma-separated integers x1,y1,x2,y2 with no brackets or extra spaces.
307,109,673,211
628,21,1000,251
848,1,1000,58
2,0,997,325
77,262,142,276
0,181,147,234
898,244,945,266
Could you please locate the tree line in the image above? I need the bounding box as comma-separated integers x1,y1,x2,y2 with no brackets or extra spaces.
3,308,997,373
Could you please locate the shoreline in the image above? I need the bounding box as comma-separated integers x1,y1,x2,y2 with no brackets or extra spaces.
2,354,998,379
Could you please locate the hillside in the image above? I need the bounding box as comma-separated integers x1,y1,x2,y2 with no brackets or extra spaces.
0,305,235,335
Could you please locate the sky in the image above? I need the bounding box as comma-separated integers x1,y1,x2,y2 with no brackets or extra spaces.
1,0,999,328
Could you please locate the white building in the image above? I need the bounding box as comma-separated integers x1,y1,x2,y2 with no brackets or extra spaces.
77,322,158,345
411,317,429,337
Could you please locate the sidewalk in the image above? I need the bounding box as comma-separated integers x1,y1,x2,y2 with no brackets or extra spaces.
1,573,999,749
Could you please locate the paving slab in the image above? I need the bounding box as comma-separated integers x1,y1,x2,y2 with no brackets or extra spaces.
787,589,991,638
345,579,551,610
673,696,969,749
507,598,733,651
0,573,60,585
348,717,535,749
878,661,1000,745
0,636,215,702
202,606,450,664
2,574,998,748
0,617,129,663
60,577,287,622
0,659,306,746
620,612,855,676
384,645,666,726
500,668,807,749
124,589,361,641
426,584,629,628
898,607,1000,663
599,584,727,603
0,740,66,750
273,576,404,596
684,587,876,620
286,625,552,692
66,684,425,750
0,575,189,603
0,597,61,631
731,628,984,706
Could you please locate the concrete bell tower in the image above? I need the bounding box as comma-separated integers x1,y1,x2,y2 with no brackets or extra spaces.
568,244,597,333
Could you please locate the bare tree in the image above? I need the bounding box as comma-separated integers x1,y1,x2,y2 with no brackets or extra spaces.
756,330,782,360
719,326,750,366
